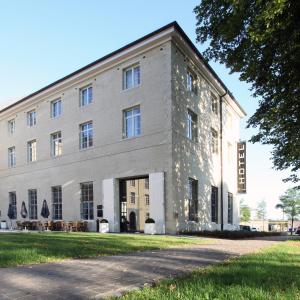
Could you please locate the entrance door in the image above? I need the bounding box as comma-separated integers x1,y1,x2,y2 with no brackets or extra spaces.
129,211,137,231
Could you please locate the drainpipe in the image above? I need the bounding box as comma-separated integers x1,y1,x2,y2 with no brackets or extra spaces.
219,89,228,231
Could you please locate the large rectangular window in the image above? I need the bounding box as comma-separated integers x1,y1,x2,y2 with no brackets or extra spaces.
52,186,62,220
9,192,17,219
27,110,36,126
28,189,37,220
211,92,218,115
8,146,16,168
8,119,15,134
27,140,37,162
123,106,141,138
80,121,93,149
123,65,140,90
228,192,233,224
211,186,218,223
130,192,136,204
80,182,94,220
188,178,198,221
187,70,197,94
187,110,198,142
80,85,93,107
51,132,62,157
211,128,218,154
51,99,62,118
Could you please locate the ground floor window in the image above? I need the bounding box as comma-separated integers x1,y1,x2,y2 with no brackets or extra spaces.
80,182,94,220
228,192,233,224
188,178,198,221
28,189,37,220
9,192,17,219
211,186,218,223
52,186,62,220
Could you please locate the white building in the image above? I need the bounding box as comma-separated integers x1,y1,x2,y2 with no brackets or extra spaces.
0,22,246,234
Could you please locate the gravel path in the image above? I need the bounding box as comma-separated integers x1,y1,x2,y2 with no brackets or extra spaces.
0,235,296,300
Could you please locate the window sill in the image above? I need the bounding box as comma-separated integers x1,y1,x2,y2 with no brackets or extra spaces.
121,84,141,93
79,146,94,152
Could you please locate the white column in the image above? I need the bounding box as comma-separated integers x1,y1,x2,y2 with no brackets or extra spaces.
102,178,119,232
149,172,165,234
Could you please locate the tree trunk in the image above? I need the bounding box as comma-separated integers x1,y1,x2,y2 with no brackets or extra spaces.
291,217,294,235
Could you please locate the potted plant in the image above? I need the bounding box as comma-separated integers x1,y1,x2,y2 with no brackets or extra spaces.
0,220,7,230
144,218,156,235
99,219,109,233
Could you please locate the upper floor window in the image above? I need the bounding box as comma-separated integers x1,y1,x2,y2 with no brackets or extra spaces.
27,140,37,162
228,192,233,224
188,178,198,221
8,146,16,168
211,186,218,223
130,180,135,187
51,132,62,157
27,110,36,127
211,92,218,115
187,110,198,142
130,192,135,204
187,70,197,94
80,182,94,220
123,106,141,138
211,128,218,154
80,85,93,107
9,192,17,219
51,99,62,118
8,119,15,134
145,194,150,206
123,65,140,90
80,121,93,149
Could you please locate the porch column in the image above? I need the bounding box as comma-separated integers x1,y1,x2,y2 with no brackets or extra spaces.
102,178,120,232
149,172,165,234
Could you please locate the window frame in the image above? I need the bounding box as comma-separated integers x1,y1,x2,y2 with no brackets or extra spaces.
187,109,198,142
28,189,38,220
211,128,219,154
211,92,219,115
51,131,62,157
130,192,135,204
211,186,218,223
79,121,93,150
123,64,140,90
52,186,62,220
228,192,233,224
8,119,15,134
9,191,17,219
188,178,198,221
123,106,141,139
79,85,93,107
51,98,62,118
27,140,37,163
145,194,150,206
8,146,16,168
80,182,94,220
187,69,198,94
27,110,36,127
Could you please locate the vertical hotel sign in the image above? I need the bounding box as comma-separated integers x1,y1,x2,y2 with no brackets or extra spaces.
237,141,246,193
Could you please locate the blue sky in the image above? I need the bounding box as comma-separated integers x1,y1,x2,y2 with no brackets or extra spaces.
0,0,295,218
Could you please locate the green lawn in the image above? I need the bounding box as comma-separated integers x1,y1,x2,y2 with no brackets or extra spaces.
0,232,205,268
114,241,300,300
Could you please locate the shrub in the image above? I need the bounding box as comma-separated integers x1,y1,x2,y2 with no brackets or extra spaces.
145,218,155,224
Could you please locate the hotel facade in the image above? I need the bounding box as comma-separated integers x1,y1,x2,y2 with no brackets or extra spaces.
0,22,246,234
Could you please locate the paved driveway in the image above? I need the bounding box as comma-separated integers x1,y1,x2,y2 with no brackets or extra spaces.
0,235,296,300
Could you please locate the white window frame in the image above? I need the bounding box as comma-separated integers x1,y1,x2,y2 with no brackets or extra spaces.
52,186,62,220
8,119,15,134
211,92,219,115
79,121,93,149
80,182,94,220
28,189,38,220
80,85,93,107
187,110,198,142
27,140,37,162
9,191,17,219
51,132,62,157
27,110,36,127
123,106,141,138
211,128,219,154
8,146,16,168
187,70,197,94
123,64,140,90
51,99,62,118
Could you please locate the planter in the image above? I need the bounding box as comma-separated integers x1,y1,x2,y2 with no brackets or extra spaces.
0,221,7,230
99,223,109,233
144,223,156,235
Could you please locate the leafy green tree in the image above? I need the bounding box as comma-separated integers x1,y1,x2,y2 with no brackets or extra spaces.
276,187,300,234
256,200,267,220
240,199,251,222
194,1,300,183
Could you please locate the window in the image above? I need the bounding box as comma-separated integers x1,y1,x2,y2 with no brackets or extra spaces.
130,192,135,204
27,110,36,126
187,110,198,142
187,70,197,94
51,132,62,157
80,121,93,149
145,194,150,206
123,106,141,138
130,180,135,187
211,93,218,115
211,186,218,223
80,182,94,220
9,192,17,219
188,178,198,221
28,189,37,220
97,205,103,218
8,147,16,168
228,192,233,224
52,186,62,220
211,128,218,154
27,140,37,162
80,85,93,107
8,119,15,134
144,178,149,189
123,65,140,90
51,99,62,118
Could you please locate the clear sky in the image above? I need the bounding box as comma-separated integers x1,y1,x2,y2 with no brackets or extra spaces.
0,0,295,219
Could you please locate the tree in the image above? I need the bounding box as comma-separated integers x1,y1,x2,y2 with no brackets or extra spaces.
276,187,300,234
194,1,300,183
256,200,267,220
240,199,251,222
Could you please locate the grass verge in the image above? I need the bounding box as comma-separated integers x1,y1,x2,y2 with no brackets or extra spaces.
0,232,206,268
113,240,300,300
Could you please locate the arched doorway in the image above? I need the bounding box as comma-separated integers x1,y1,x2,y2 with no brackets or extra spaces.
129,211,137,231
